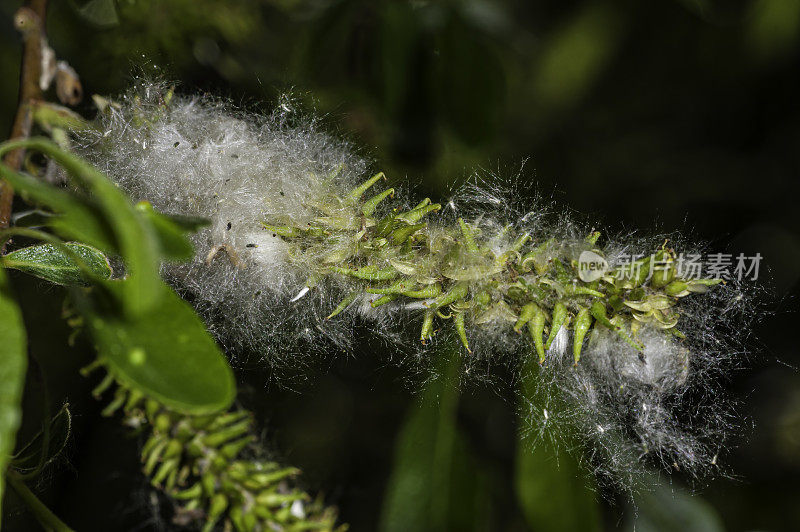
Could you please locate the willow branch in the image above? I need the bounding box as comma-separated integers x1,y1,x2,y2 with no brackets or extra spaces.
0,0,48,230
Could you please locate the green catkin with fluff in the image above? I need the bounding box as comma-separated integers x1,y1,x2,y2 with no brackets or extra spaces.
82,360,342,532
76,80,756,490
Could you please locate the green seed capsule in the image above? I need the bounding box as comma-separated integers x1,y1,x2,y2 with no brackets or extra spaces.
564,285,605,298
220,436,256,459
151,457,179,485
330,264,398,281
513,303,538,333
143,439,168,476
202,493,229,532
203,420,251,448
458,218,479,252
260,224,300,238
91,373,115,398
395,203,441,224
371,294,398,307
527,306,546,364
589,301,644,351
173,482,202,500
585,231,601,246
228,504,247,532
545,302,568,350
664,280,689,296
101,388,127,417
326,291,359,319
511,232,531,252
432,282,469,309
651,250,675,288
454,312,471,353
347,172,385,201
153,412,172,433
402,283,442,299
366,279,415,295
572,307,592,364
201,471,217,497
420,310,435,343
161,438,184,461
390,223,426,244
362,188,395,216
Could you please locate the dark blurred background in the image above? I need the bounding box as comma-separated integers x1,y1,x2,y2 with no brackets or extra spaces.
1,0,799,530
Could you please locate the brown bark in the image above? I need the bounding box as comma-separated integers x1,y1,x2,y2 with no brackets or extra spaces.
0,0,48,229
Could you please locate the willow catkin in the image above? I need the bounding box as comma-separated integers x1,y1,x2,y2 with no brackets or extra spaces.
77,80,756,489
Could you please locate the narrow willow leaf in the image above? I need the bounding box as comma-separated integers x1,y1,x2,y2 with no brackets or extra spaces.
3,242,112,286
0,164,116,251
628,480,724,532
515,356,602,532
77,281,236,415
0,267,27,522
379,339,490,532
0,139,162,315
135,202,202,261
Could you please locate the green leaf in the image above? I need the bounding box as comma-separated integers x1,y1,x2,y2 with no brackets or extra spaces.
0,267,27,524
73,0,119,27
3,242,112,286
627,481,724,532
78,281,236,415
380,339,490,532
0,164,116,251
10,404,72,475
135,202,204,261
514,357,602,532
0,139,162,316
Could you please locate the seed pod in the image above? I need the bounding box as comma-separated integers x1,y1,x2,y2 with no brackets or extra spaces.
545,302,567,350
395,203,441,224
402,283,442,299
590,301,644,351
665,280,689,296
390,223,426,244
651,251,675,288
511,232,531,252
572,306,592,364
458,218,479,252
366,279,415,295
454,312,471,353
202,493,229,532
151,457,179,485
203,419,251,448
101,387,127,416
91,373,115,398
173,482,203,500
513,303,538,333
143,439,169,476
564,285,604,298
370,294,398,307
347,172,384,201
420,310,435,343
362,188,394,216
261,224,300,238
527,306,546,364
326,291,359,319
220,436,256,459
330,264,398,281
161,438,184,460
432,282,469,309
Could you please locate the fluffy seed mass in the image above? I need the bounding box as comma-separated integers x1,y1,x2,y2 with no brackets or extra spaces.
76,81,754,489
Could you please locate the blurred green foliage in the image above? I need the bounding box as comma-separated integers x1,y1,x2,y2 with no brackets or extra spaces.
1,0,799,530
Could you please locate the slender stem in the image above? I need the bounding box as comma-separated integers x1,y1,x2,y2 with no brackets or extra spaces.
1,0,48,231
6,471,74,532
